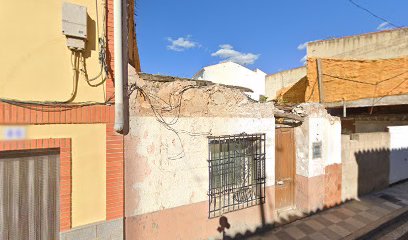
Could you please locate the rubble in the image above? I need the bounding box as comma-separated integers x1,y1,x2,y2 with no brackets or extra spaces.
129,73,274,118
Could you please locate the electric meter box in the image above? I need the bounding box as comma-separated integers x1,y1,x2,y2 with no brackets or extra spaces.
62,2,87,39
62,2,87,50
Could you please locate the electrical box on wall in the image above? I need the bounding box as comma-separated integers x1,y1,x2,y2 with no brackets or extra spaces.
62,2,87,50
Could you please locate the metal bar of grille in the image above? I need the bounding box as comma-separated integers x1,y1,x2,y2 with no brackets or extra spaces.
208,133,266,218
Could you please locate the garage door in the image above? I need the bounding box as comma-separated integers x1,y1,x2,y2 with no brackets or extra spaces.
0,149,59,240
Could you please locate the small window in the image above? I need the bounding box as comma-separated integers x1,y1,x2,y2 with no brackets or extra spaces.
208,133,266,218
312,141,322,159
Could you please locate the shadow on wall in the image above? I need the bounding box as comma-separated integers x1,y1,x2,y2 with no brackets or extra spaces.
355,147,408,196
355,148,390,196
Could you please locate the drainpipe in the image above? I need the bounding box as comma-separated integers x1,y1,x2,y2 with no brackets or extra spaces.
114,0,124,132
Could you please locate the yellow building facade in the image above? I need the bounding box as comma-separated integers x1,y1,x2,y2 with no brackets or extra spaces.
0,0,132,238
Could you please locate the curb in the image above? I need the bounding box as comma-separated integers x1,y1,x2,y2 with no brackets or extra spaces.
342,205,408,240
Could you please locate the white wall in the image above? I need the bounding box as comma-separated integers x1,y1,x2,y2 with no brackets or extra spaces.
193,62,266,100
388,126,408,184
125,116,275,217
265,67,306,99
308,28,408,59
295,115,341,178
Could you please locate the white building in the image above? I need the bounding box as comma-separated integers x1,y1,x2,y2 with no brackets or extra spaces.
192,61,266,101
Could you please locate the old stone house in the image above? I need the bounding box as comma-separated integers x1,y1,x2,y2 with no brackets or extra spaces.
122,64,342,239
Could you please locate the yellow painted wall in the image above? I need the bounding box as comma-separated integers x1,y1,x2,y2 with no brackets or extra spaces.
0,0,106,102
0,124,107,227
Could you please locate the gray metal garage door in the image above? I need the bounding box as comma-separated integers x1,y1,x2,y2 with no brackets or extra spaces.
0,149,59,240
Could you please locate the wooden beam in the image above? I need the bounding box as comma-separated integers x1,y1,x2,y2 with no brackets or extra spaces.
274,112,304,122
316,58,324,103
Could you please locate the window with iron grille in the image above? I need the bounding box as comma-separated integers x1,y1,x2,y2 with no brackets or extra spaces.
207,133,266,218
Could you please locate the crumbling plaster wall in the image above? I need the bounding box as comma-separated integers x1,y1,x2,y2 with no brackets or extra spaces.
294,104,341,212
125,74,275,239
295,104,341,178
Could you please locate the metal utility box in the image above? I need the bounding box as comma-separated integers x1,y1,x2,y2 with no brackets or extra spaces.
62,2,87,50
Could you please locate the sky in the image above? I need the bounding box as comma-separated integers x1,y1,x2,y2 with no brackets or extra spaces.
135,0,408,78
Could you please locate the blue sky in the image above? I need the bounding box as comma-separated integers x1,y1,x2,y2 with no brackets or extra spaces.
135,0,407,78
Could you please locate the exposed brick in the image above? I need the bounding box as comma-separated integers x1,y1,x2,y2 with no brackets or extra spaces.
17,107,24,124
24,108,30,124
4,104,10,123
0,103,3,123
11,105,17,123
66,108,72,123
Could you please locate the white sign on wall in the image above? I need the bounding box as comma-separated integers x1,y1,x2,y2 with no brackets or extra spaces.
3,127,26,140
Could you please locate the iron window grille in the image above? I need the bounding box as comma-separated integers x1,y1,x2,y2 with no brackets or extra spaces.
208,133,266,218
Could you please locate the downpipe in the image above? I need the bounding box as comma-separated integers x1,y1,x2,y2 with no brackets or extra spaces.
114,0,124,132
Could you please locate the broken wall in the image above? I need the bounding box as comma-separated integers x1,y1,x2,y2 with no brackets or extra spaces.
125,74,275,240
294,104,342,212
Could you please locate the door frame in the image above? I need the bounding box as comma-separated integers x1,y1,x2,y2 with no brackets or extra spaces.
275,128,296,211
0,138,72,233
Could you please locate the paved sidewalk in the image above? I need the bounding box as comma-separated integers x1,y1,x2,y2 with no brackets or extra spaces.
248,181,408,240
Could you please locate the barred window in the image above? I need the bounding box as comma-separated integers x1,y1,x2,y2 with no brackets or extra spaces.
208,133,266,218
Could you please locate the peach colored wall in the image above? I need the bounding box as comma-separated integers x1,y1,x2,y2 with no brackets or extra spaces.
125,186,275,240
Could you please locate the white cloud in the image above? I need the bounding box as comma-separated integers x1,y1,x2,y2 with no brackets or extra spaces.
300,55,307,65
167,36,199,51
297,41,309,65
297,41,309,50
211,44,259,65
377,22,394,31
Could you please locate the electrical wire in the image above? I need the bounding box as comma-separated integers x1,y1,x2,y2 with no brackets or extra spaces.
307,64,408,111
348,0,401,28
129,83,213,160
0,53,113,111
79,0,108,86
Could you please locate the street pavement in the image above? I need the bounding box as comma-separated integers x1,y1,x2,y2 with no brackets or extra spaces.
247,181,408,240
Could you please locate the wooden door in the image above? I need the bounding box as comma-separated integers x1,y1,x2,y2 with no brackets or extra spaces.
0,150,59,240
275,128,295,210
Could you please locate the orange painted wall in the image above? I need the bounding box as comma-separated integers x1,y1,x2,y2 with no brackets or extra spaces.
305,57,408,103
277,57,408,104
